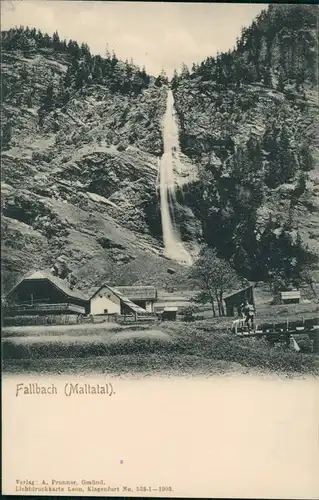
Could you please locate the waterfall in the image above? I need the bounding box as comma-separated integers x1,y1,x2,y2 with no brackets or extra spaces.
159,89,193,266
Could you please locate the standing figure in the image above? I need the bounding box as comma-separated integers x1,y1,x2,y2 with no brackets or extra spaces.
241,299,255,332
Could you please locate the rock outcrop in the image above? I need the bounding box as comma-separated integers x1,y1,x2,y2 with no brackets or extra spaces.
172,4,318,285
1,5,318,292
1,33,191,292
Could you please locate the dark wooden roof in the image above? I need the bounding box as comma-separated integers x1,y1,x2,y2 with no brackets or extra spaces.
114,285,157,300
6,271,89,302
224,286,254,303
280,290,301,299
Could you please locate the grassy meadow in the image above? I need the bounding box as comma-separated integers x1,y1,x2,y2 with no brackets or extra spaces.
2,318,318,377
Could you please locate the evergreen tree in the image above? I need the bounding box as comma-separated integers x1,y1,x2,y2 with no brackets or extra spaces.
74,64,86,90
105,44,111,59
131,69,144,94
42,33,51,48
277,70,285,92
26,92,33,108
64,66,72,87
1,122,13,150
141,66,150,85
67,40,81,58
299,142,314,171
69,57,80,81
160,69,168,85
171,69,179,89
191,62,198,73
20,65,29,81
246,135,263,173
80,42,91,59
262,64,272,87
40,82,55,111
180,62,190,79
52,30,60,50
111,50,118,68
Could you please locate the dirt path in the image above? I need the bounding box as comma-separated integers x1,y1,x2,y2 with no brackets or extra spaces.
2,322,120,335
3,327,172,343
112,329,171,341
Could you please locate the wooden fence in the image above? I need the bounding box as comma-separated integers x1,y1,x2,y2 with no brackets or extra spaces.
3,312,158,327
232,317,319,351
116,313,158,325
3,314,81,327
78,314,119,324
5,302,86,315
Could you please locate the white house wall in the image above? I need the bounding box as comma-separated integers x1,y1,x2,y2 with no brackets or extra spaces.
90,290,121,315
145,301,154,313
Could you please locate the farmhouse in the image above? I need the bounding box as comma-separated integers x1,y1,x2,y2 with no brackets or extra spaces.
113,285,157,312
224,285,255,317
88,284,147,316
162,306,178,321
279,290,301,305
4,271,89,315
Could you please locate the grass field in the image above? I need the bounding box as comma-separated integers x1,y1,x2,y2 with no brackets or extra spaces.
2,319,319,377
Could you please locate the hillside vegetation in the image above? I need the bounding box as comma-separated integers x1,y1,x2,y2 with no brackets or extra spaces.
1,27,190,292
173,4,319,291
1,4,319,296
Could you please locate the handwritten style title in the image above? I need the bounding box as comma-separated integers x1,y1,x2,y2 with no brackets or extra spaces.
15,382,115,397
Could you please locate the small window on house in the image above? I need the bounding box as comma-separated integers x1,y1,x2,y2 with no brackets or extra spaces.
104,309,108,314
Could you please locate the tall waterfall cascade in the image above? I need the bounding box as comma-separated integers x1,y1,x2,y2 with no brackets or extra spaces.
158,90,193,266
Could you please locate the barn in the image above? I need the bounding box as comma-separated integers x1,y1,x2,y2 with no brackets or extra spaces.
4,271,89,315
279,290,301,305
224,285,255,317
161,306,178,321
88,284,147,316
113,286,157,312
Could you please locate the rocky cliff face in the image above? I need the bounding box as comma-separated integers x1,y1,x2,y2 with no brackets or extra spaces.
1,36,190,292
1,5,319,293
172,4,319,287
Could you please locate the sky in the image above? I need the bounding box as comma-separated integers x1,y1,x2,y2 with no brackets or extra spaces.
1,1,265,76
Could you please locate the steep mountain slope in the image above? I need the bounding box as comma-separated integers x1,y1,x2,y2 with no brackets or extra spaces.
1,5,318,295
172,4,319,289
1,30,190,292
